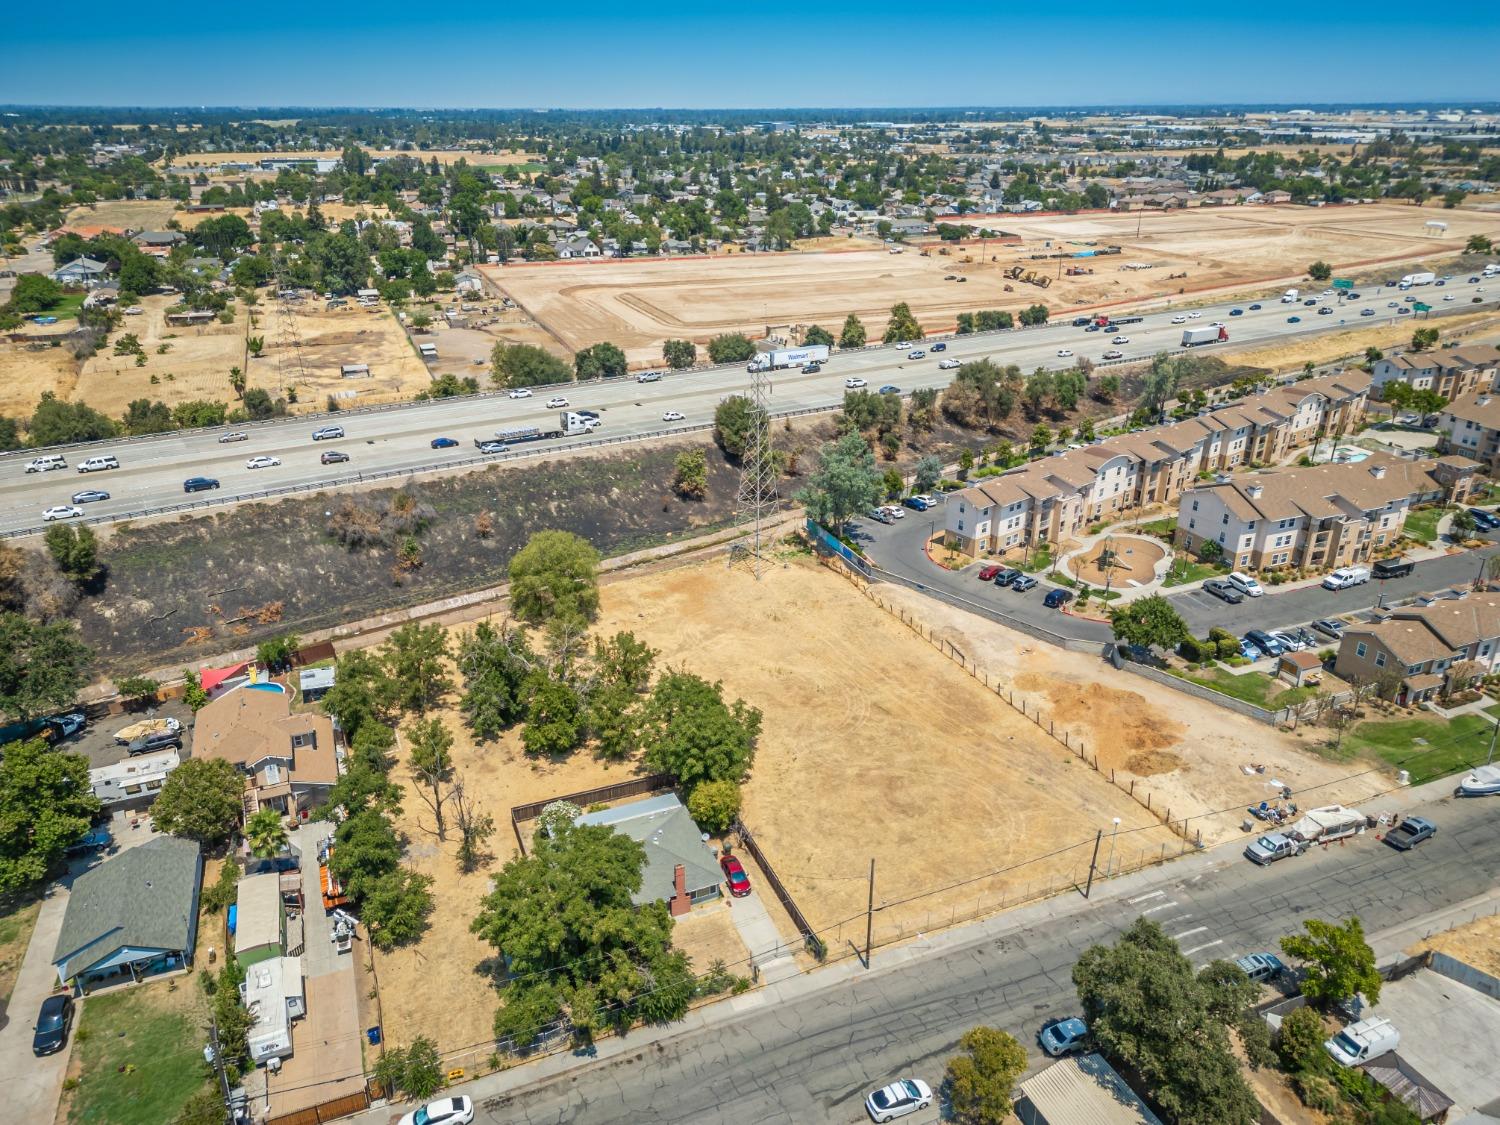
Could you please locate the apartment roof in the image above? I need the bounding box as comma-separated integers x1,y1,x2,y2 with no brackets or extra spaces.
1184,453,1438,524
1443,391,1500,431
193,687,337,786
1346,619,1458,666
1387,345,1500,374
1387,590,1500,651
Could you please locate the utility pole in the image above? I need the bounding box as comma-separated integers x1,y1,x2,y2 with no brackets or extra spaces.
864,858,876,968
1083,828,1103,898
207,1015,235,1125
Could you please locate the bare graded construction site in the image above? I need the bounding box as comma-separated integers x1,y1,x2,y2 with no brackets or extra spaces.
488,204,1500,366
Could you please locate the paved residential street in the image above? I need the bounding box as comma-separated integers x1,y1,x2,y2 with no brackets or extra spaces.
361,782,1500,1125
0,884,73,1124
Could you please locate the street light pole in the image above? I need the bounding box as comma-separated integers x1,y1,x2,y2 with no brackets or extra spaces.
1106,817,1121,877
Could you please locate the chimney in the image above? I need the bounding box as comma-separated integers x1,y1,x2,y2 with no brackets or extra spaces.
669,863,690,917
1246,483,1264,499
1369,465,1386,480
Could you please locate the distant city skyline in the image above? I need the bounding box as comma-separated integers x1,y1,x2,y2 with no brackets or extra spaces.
5,1,1499,108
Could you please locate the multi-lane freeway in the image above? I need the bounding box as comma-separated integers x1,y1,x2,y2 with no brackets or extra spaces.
361,784,1498,1125
4,274,1495,536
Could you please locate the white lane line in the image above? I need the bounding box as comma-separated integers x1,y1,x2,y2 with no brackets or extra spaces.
1127,890,1165,905
1140,902,1178,916
1184,939,1225,956
1172,926,1209,941
1161,914,1193,926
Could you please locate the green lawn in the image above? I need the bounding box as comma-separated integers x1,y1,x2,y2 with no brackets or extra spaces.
0,893,43,1006
1021,545,1054,573
67,978,213,1125
1177,667,1317,710
1162,559,1224,587
1135,517,1178,540
1402,506,1453,544
1346,712,1496,784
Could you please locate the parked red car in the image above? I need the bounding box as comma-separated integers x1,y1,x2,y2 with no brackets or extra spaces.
720,854,752,897
978,564,1002,581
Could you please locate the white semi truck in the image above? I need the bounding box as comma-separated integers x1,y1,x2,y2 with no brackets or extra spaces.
1181,325,1228,347
747,345,830,373
1399,271,1435,288
1281,288,1300,303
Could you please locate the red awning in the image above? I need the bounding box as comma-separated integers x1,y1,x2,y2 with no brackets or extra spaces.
199,662,250,694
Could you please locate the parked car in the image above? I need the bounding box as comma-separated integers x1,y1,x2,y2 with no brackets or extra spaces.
32,994,74,1057
43,712,87,740
1310,619,1347,640
1270,631,1305,652
311,425,344,441
1385,816,1436,851
245,455,281,468
867,508,893,525
882,505,905,520
993,568,1022,587
1011,574,1039,592
1322,566,1370,590
662,410,685,422
1235,953,1286,984
507,387,534,399
1038,1017,1089,1057
42,505,84,521
1288,626,1320,648
1244,630,1284,657
720,854,751,897
1043,588,1073,609
1202,578,1244,604
218,431,249,443
1239,638,1260,660
546,397,570,409
127,730,182,756
1227,571,1264,597
320,450,350,464
1325,1017,1400,1068
902,496,931,511
864,1079,932,1123
430,437,459,449
1468,508,1500,531
70,489,110,504
845,377,868,389
183,476,220,493
978,564,1002,581
64,826,112,857
396,1096,474,1125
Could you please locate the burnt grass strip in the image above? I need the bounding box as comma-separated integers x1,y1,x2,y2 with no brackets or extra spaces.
82,441,741,673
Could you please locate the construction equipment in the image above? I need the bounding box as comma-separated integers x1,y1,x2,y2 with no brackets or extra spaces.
1004,265,1025,280
1034,275,1052,288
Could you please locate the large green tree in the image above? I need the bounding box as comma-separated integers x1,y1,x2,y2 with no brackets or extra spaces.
706,334,756,364
1280,916,1381,1008
45,524,102,587
1073,918,1259,1125
663,338,697,369
642,671,761,790
457,620,535,740
6,273,63,314
882,301,923,343
0,739,99,891
796,430,884,536
152,758,245,845
1109,594,1190,651
712,395,765,459
508,530,601,625
382,622,452,714
321,648,399,741
574,342,628,380
29,393,117,446
839,314,867,348
946,1026,1028,1125
471,822,693,1045
0,614,93,722
492,342,571,388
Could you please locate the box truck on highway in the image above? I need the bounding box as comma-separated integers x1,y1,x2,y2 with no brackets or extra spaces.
747,345,830,373
1181,325,1228,347
1281,288,1299,303
1400,272,1435,288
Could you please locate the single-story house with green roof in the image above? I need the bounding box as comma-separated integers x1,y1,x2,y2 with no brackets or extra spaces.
52,836,202,993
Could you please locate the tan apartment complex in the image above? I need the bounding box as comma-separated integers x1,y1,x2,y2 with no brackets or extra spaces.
1334,590,1500,705
1371,345,1500,404
945,372,1370,557
1174,453,1476,573
1438,388,1500,473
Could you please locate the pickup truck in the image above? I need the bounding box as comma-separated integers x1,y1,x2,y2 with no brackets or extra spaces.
1244,832,1309,865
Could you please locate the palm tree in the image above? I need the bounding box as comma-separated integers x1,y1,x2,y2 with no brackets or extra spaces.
245,807,287,858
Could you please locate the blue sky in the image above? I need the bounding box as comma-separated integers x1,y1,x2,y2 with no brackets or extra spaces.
4,1,1499,108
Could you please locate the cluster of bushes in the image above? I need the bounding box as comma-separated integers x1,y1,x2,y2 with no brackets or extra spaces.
1177,627,1241,665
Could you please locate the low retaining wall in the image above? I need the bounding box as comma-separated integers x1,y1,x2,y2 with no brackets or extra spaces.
1429,950,1500,1001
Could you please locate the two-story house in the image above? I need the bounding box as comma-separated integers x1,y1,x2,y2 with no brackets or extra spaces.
192,687,339,820
1334,590,1500,705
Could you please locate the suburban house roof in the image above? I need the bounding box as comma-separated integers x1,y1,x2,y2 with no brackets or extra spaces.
1442,391,1500,431
1384,345,1500,374
574,794,720,906
1182,453,1442,524
1344,614,1468,666
1380,590,1500,652
193,687,337,786
53,837,201,981
234,872,283,955
53,256,109,275
1016,1053,1163,1125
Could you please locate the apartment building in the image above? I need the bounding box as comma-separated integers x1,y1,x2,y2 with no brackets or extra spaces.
1334,590,1500,705
1175,453,1476,573
1371,345,1500,403
945,372,1370,557
1438,389,1500,473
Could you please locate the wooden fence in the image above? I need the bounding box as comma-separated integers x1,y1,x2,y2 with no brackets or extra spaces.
265,1087,371,1125
732,818,824,960
510,773,676,854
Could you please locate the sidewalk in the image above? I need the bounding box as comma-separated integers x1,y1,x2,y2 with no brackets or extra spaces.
0,883,73,1125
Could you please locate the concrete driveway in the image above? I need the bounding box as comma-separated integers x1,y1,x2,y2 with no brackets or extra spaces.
0,882,74,1123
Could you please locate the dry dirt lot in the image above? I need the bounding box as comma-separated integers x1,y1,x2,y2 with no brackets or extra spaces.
1413,912,1500,975
63,199,180,232
0,341,78,418
256,298,431,409
1227,311,1500,374
870,583,1397,847
488,204,1500,366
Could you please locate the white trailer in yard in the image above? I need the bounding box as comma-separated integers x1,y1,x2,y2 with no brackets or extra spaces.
747,345,829,373
1181,325,1228,347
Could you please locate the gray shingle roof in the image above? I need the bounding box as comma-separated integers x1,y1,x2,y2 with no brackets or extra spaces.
575,794,719,905
53,836,201,979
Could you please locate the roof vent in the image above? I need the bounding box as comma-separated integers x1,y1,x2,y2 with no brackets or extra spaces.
1369,465,1386,479
1246,484,1264,499
1478,395,1491,407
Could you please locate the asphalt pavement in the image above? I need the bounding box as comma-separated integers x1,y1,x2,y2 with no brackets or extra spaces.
446,783,1499,1125
5,275,1494,537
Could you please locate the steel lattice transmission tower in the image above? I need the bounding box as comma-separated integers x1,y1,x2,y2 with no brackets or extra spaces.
731,364,779,578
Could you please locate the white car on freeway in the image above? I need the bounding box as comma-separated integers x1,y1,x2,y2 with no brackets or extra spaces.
42,505,84,522
546,396,569,408
507,387,533,399
845,377,868,388
907,349,925,359
1188,311,1203,319
662,410,684,422
864,1078,932,1122
1056,349,1073,358
218,431,249,443
1171,315,1187,324
396,1096,474,1125
245,455,281,469
892,340,912,350
938,358,960,369
1112,335,1130,344
1102,349,1124,360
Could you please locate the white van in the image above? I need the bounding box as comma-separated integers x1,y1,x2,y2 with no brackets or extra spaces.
25,454,67,473
77,455,120,473
1322,566,1370,590
1325,1016,1399,1067
1227,571,1264,597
